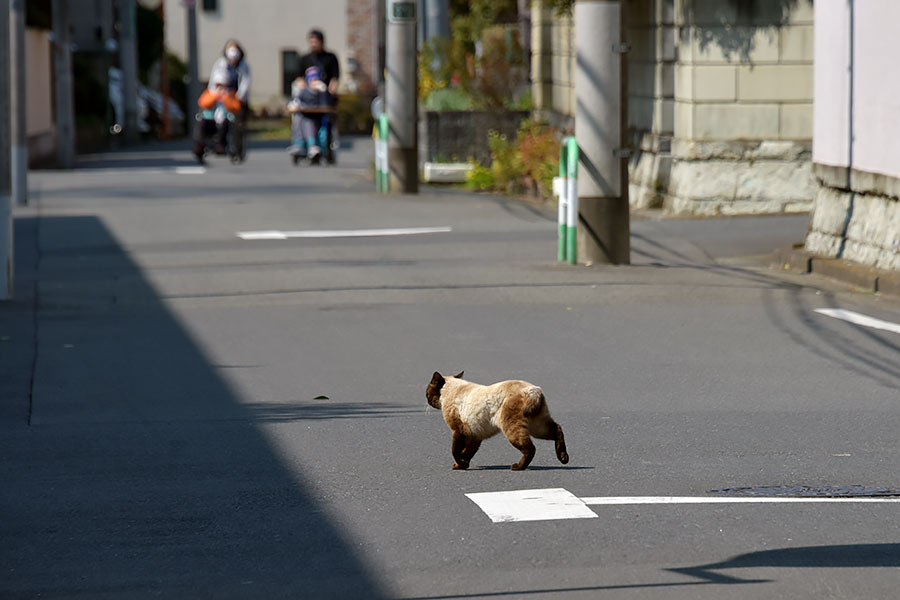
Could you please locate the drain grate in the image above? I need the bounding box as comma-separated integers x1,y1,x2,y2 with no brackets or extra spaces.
709,485,900,498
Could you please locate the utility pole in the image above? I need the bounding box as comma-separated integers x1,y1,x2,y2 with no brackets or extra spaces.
186,1,200,113
11,0,27,205
119,0,140,145
423,0,449,44
1,0,13,299
51,0,75,168
385,0,418,194
574,0,630,264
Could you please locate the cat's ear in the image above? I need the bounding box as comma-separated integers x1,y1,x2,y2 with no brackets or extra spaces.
430,371,445,386
453,370,464,379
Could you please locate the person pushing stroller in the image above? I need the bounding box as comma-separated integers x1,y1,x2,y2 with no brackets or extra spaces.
287,66,335,163
287,29,340,165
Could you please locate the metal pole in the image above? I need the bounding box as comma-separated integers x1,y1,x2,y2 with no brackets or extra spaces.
385,0,418,194
51,0,75,168
1,0,13,299
11,0,27,205
159,3,169,139
424,0,449,43
186,2,200,113
119,0,140,145
574,0,630,264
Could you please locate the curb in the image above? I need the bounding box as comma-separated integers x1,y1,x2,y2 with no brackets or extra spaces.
770,245,900,299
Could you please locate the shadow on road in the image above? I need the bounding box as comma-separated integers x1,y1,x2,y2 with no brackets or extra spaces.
668,542,900,584
0,216,389,597
398,543,900,598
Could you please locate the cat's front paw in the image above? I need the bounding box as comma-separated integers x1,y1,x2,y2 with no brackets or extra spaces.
452,462,469,470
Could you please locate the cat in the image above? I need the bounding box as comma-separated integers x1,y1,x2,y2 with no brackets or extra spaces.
426,371,569,471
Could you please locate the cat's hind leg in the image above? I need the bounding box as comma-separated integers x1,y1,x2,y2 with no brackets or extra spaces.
531,419,569,465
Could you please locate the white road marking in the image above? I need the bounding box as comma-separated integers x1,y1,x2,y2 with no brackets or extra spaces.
236,226,452,240
465,488,598,523
174,166,207,175
815,308,900,335
581,496,900,505
467,489,900,523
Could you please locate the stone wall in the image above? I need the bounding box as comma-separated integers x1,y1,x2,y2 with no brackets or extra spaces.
531,0,816,216
806,166,900,272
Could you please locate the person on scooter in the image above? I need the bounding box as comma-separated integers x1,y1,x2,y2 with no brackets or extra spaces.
193,40,250,159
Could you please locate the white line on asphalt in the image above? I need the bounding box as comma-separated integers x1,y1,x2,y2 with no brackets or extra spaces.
174,166,207,175
236,226,453,240
466,489,598,523
467,489,900,523
580,496,900,505
814,308,900,335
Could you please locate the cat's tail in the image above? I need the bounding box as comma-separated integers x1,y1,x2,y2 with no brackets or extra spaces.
522,386,546,417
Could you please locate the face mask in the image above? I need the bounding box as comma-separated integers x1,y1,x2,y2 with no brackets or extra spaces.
226,47,241,62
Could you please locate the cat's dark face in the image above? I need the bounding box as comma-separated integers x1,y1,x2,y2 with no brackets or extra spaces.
426,372,444,409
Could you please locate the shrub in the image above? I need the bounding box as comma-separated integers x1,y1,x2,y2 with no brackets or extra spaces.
466,164,495,190
488,130,523,194
516,120,561,198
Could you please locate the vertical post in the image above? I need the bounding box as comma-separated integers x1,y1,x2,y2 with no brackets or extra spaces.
119,0,140,145
565,137,578,265
574,0,630,264
51,0,75,169
385,0,418,194
377,113,390,192
186,1,200,115
557,144,567,262
159,3,169,139
1,0,13,299
424,0,449,43
11,0,27,205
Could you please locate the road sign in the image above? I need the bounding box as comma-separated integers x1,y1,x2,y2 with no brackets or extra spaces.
388,0,416,22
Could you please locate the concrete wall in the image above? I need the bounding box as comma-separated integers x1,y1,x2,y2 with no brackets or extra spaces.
805,0,900,272
164,0,350,112
531,0,816,216
668,0,815,215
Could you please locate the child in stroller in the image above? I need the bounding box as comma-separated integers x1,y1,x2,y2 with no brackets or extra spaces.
192,70,244,164
287,66,336,165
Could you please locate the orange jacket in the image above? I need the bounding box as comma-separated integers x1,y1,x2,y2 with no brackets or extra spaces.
197,89,242,114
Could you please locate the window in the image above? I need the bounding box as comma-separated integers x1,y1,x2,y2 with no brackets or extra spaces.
202,0,217,11
282,50,300,96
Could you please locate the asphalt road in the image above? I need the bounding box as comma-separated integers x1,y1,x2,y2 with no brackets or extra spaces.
2,136,900,599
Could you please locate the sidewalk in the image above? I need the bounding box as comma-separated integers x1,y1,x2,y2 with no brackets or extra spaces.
771,244,900,299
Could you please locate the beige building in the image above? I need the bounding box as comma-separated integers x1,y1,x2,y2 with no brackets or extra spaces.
163,0,379,112
532,0,815,216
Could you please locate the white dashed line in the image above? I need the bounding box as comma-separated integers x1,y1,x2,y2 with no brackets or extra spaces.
236,226,452,240
814,308,900,335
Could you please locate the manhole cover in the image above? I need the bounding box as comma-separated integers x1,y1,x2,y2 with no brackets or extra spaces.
709,485,900,497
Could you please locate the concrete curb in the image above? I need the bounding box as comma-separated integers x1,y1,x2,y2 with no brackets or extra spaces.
770,245,900,299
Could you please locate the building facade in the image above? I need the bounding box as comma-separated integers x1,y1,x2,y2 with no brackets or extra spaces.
531,0,816,216
163,0,378,112
805,0,900,272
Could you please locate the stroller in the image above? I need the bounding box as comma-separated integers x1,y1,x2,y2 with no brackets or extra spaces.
286,67,337,166
192,74,245,164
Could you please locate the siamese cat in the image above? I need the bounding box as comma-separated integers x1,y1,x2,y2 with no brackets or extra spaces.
426,371,569,471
